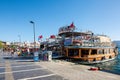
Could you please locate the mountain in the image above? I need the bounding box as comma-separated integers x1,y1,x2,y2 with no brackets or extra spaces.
113,41,120,47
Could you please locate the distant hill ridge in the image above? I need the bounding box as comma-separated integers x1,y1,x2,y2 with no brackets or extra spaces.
113,41,120,47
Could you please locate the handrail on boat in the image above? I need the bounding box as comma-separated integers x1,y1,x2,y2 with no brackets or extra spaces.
75,41,113,47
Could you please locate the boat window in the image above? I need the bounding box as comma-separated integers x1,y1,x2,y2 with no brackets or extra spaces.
68,49,74,56
62,50,67,56
104,49,107,54
40,45,44,50
74,50,79,56
81,49,89,57
68,49,79,56
106,49,109,54
113,48,116,53
110,49,113,53
98,49,104,54
109,49,111,53
91,49,97,55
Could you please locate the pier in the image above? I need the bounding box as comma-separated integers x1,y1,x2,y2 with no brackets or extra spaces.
0,51,120,80
36,60,120,80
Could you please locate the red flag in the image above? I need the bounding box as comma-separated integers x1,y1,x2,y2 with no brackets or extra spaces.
70,22,75,28
50,35,55,38
39,35,43,39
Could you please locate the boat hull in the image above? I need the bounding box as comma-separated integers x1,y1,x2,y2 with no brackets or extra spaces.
79,57,116,64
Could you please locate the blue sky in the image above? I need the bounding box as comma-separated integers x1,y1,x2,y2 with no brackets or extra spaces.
0,0,120,42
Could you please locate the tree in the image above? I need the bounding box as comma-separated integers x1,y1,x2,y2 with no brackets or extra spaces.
0,41,3,49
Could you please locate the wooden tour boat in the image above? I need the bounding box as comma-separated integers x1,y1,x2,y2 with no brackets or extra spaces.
58,23,118,64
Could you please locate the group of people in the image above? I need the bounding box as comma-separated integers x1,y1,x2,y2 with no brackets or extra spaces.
2,48,20,57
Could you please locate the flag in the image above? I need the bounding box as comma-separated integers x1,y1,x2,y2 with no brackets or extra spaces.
39,35,43,39
38,35,43,42
69,22,75,28
50,35,55,38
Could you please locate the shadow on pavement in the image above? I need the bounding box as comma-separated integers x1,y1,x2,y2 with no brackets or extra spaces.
3,56,40,62
3,56,33,59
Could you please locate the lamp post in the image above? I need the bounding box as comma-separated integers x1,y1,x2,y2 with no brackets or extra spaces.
30,21,36,52
30,21,39,62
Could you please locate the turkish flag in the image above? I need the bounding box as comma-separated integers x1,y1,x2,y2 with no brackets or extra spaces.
70,22,75,28
39,35,43,39
50,35,55,38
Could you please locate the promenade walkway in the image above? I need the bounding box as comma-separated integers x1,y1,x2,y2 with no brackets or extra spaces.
0,52,64,80
0,51,120,80
36,60,120,80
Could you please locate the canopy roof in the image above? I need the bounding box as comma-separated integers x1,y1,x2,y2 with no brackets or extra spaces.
58,31,91,37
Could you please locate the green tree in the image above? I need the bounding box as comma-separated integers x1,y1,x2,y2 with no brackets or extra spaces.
0,41,3,49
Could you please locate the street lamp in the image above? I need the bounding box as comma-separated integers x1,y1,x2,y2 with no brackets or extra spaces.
30,21,39,62
30,21,36,52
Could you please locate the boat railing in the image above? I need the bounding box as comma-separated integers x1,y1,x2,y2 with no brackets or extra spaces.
81,42,112,47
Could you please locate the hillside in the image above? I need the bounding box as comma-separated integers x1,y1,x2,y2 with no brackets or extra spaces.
113,41,120,47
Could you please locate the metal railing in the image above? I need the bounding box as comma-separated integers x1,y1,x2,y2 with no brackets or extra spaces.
74,41,113,47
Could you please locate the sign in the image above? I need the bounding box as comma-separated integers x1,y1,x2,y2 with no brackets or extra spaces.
34,52,39,62
64,38,72,46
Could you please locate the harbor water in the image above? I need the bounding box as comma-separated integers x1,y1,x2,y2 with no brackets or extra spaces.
95,48,120,74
